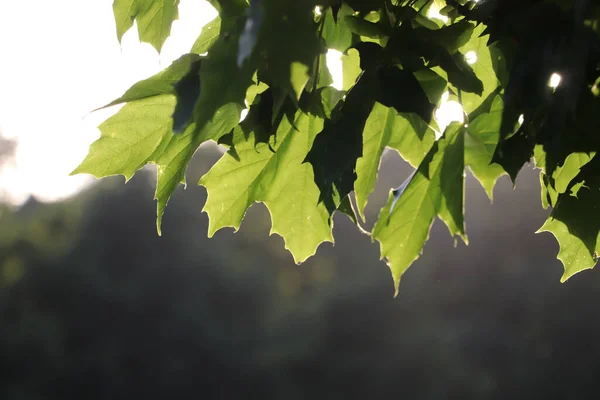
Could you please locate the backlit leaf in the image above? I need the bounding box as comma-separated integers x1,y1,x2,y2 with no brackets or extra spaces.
538,166,600,282
97,53,202,110
459,24,502,115
199,110,333,263
112,0,180,52
464,95,506,199
354,102,435,221
191,15,221,54
372,124,465,295
73,95,241,233
305,69,378,214
322,3,354,52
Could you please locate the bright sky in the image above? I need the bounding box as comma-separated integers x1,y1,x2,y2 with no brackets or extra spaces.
0,0,217,206
0,1,470,207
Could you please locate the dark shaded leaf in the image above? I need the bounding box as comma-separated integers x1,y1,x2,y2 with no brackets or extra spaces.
464,95,506,199
252,0,321,101
172,58,202,133
336,195,359,225
345,15,388,39
442,51,484,95
417,20,475,53
304,70,379,214
351,41,383,70
376,66,435,121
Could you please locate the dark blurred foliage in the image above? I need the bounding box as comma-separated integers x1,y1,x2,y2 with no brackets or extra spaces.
3,146,600,399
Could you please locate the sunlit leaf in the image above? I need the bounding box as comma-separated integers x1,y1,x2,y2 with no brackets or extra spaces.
354,103,435,221
464,95,506,199
538,166,600,282
459,24,502,115
112,0,180,52
322,3,354,52
73,95,241,233
341,48,362,91
97,54,202,110
191,15,221,54
199,110,333,263
372,124,465,295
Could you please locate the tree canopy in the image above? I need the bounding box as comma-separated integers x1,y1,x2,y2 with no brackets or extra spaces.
75,0,600,294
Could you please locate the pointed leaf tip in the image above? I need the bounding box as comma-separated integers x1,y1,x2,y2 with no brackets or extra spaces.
373,125,465,290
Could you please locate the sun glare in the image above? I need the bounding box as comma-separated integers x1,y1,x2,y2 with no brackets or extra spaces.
0,0,217,206
326,49,344,91
428,2,449,24
465,51,478,64
435,92,465,139
549,72,562,89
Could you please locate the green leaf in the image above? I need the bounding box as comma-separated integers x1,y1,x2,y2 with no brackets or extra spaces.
418,20,475,53
191,21,254,134
137,0,180,52
322,3,354,52
414,69,448,105
464,95,506,199
552,152,596,194
73,95,241,233
538,182,600,282
112,0,138,43
305,69,378,214
319,86,345,119
191,15,221,54
492,127,535,184
534,145,596,208
97,53,202,110
372,124,465,295
387,23,482,94
112,0,180,52
442,51,484,95
306,53,334,91
341,48,362,91
289,62,311,101
345,15,387,39
459,24,502,115
81,26,254,232
199,110,333,263
376,67,435,121
354,103,435,221
254,0,321,101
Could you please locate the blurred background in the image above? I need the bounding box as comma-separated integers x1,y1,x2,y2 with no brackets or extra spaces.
3,1,600,399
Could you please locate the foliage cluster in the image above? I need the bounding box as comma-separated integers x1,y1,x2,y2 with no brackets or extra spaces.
75,0,600,293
